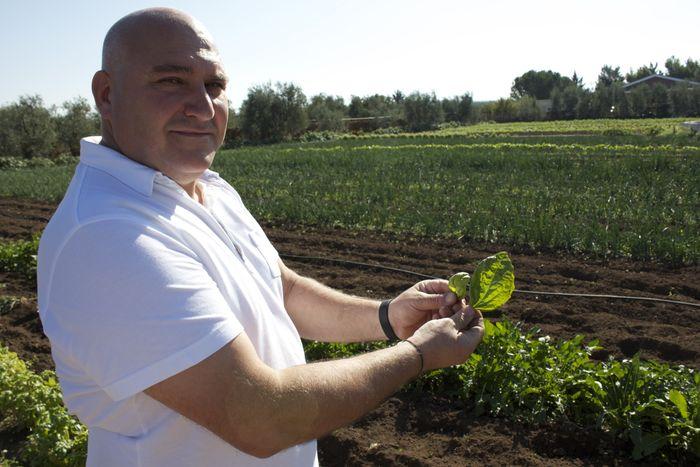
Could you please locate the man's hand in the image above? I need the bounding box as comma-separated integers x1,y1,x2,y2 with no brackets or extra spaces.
388,279,460,340
406,305,484,372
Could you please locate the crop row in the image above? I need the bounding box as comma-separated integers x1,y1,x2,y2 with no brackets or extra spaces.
417,117,695,136
329,117,696,139
1,318,697,465
268,142,700,156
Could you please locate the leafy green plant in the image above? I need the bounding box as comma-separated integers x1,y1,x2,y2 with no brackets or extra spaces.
0,236,40,281
0,345,87,466
448,252,515,312
305,319,699,463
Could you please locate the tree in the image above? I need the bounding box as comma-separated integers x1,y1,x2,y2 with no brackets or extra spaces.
511,70,572,100
222,105,243,149
0,95,57,158
402,92,443,131
668,86,692,116
690,87,700,116
575,89,596,119
625,63,659,83
307,94,346,131
558,85,582,119
665,56,700,82
550,85,583,120
346,94,399,130
239,82,308,143
610,83,630,118
53,97,100,156
514,96,541,121
571,71,584,89
480,98,518,123
441,93,472,123
596,65,624,88
627,85,652,118
648,84,671,117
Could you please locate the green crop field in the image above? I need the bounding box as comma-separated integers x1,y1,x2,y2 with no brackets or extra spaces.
3,132,697,264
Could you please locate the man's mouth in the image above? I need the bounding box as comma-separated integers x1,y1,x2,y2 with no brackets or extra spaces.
171,130,213,137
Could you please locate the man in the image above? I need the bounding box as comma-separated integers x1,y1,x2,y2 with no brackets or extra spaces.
37,7,484,466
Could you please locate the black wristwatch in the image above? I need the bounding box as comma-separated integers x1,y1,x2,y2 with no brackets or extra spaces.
379,299,399,342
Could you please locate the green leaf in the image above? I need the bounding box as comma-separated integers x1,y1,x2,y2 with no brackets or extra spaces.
469,251,515,312
482,319,495,338
448,272,470,300
630,429,668,460
668,389,688,420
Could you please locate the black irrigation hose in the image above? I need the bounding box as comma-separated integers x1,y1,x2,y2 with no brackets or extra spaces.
279,253,700,309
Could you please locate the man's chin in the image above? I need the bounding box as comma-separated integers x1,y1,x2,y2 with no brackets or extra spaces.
165,149,215,174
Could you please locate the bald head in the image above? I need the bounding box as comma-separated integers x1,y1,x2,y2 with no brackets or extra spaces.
102,8,218,74
92,8,229,191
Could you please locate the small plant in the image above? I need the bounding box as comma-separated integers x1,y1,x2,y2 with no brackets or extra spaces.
0,236,40,282
448,251,515,312
0,345,87,466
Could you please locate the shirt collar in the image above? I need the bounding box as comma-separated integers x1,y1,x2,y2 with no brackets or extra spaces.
79,136,222,197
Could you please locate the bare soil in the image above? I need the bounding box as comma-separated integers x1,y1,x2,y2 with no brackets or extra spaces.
1,197,698,466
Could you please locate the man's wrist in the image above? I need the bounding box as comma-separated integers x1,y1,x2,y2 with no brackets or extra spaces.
378,299,399,342
401,339,424,378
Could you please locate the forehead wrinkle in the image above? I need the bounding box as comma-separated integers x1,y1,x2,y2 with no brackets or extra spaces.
149,63,229,83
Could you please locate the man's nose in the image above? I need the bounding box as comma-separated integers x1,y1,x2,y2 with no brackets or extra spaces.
183,83,216,120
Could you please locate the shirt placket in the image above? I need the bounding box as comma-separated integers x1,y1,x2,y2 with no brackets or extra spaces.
155,176,249,267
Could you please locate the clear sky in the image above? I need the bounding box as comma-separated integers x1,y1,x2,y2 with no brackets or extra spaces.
1,0,698,110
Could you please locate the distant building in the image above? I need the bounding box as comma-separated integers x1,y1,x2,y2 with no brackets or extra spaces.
623,74,700,91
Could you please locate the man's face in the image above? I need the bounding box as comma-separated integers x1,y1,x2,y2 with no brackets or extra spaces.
106,23,228,183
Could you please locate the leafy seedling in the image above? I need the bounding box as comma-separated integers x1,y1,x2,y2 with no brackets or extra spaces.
448,251,515,312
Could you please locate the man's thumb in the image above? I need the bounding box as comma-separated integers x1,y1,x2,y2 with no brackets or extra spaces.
450,306,476,330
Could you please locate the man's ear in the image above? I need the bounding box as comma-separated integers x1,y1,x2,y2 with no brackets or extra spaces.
92,70,112,119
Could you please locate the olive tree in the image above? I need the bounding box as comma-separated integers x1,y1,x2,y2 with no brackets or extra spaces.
54,97,100,156
402,92,443,131
239,82,308,143
0,95,57,158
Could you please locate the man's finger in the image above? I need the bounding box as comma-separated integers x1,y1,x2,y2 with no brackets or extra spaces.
450,305,477,330
416,279,451,295
457,313,485,353
413,289,457,311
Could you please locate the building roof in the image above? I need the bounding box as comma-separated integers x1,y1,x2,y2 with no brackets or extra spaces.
623,74,700,89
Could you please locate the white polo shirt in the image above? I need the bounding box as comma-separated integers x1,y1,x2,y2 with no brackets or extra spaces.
37,136,318,466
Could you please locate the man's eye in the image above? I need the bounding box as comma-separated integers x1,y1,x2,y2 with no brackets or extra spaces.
207,82,226,90
159,78,183,85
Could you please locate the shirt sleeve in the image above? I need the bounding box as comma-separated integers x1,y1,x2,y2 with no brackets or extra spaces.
46,218,244,402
